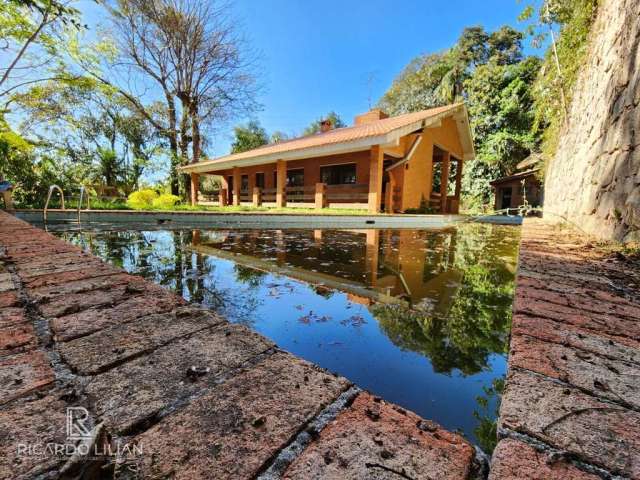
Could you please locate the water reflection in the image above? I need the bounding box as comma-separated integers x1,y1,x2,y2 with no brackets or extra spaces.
56,223,519,448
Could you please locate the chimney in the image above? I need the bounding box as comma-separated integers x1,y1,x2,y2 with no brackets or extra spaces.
319,119,332,133
354,108,388,125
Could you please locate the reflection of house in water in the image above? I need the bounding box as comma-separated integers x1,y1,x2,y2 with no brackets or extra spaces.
189,228,463,317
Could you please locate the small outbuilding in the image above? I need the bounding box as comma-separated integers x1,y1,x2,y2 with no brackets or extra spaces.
490,155,543,212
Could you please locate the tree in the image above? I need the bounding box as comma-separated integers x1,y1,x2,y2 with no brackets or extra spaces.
303,111,345,135
0,0,82,98
231,120,268,153
378,53,453,115
378,24,539,210
464,56,541,176
373,223,517,376
93,0,259,196
12,78,159,193
269,130,289,144
521,0,599,159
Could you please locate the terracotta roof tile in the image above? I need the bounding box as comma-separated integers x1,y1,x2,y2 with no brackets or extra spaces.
181,104,465,172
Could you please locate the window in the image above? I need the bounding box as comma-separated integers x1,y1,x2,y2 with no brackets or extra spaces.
287,169,304,187
320,163,356,185
255,172,265,189
241,175,249,192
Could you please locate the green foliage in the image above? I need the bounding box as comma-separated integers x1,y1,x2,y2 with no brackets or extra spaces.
0,114,71,207
405,196,435,214
151,193,180,209
379,26,526,116
373,224,517,376
303,112,346,135
231,120,269,153
378,53,453,115
461,159,501,212
378,25,540,211
473,376,505,453
465,56,542,175
269,131,289,143
11,77,160,196
528,0,599,162
127,188,159,209
234,265,267,288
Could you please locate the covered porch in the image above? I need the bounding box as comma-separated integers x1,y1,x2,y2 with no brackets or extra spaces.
188,143,463,214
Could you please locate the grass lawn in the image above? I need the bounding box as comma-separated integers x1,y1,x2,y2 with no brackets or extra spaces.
63,199,371,215
172,204,371,215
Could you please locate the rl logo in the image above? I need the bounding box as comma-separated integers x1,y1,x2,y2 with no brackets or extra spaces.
66,407,91,440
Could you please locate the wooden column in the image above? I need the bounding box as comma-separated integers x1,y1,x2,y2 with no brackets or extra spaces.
275,229,286,263
253,187,262,207
190,173,199,206
367,145,384,214
440,152,450,213
232,167,240,206
453,158,463,214
454,158,463,196
385,177,394,213
315,183,326,210
276,160,286,208
365,229,380,287
219,176,228,206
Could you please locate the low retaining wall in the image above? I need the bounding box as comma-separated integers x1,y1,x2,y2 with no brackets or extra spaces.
491,219,640,479
14,208,521,230
0,211,481,479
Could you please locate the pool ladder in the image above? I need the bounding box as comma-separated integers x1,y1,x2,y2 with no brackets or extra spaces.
43,185,90,223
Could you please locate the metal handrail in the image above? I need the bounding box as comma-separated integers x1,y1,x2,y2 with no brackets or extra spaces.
77,186,90,223
43,184,65,223
77,186,90,211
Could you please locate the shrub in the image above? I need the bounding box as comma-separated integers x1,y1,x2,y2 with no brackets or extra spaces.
127,189,158,209
152,193,180,209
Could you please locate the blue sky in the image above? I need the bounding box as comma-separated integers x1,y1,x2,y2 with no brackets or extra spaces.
81,0,543,159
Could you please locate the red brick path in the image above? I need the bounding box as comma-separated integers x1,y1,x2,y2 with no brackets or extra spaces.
0,211,478,479
490,219,640,479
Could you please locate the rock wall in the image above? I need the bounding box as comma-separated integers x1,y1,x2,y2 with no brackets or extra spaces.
544,0,640,242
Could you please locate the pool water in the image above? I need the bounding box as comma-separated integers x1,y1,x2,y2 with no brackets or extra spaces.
52,223,520,449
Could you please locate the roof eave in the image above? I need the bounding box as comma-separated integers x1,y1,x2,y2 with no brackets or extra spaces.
179,104,471,174
179,133,391,174
453,106,475,161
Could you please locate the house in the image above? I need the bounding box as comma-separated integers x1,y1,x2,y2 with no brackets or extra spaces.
179,103,475,213
490,155,543,212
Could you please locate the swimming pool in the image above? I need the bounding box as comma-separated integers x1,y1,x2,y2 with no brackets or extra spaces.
45,222,519,450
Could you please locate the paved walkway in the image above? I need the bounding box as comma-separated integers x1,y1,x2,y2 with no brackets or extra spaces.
490,219,640,479
0,211,479,479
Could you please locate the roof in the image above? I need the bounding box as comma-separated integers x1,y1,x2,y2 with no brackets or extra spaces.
179,103,475,174
516,153,543,171
490,169,539,186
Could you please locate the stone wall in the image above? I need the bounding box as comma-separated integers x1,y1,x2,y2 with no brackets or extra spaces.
543,0,640,242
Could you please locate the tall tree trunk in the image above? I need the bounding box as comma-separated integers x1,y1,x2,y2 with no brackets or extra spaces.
178,95,191,199
165,92,180,195
190,99,201,165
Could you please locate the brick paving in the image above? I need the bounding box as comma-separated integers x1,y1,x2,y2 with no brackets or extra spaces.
0,211,480,479
491,219,640,479
3,211,638,479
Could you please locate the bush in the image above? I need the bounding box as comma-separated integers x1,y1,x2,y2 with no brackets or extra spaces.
152,193,180,209
127,189,158,209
